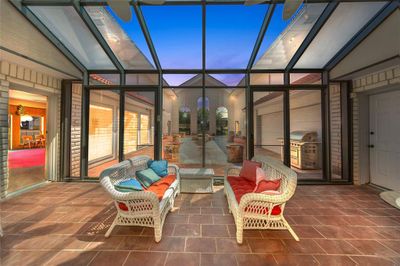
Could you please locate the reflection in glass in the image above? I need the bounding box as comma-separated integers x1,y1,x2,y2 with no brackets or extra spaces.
88,90,120,177
162,88,202,169
330,84,342,180
205,88,246,176
289,90,322,180
253,91,285,162
124,91,155,160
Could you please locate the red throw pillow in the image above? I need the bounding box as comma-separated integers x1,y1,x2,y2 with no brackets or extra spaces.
240,160,262,182
254,179,281,193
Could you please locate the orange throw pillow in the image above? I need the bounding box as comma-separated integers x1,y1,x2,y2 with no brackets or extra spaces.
239,160,262,182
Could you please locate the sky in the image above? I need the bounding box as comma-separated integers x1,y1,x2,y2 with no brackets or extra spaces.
107,4,291,86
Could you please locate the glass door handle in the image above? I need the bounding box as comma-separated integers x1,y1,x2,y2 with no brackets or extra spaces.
368,144,375,148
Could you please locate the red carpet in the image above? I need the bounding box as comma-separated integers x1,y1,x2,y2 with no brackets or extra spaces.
8,149,45,169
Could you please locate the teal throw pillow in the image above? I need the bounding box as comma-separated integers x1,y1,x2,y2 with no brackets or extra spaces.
136,168,161,188
147,160,169,177
114,178,143,192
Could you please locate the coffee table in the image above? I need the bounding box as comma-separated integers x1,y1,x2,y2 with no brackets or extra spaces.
179,168,215,193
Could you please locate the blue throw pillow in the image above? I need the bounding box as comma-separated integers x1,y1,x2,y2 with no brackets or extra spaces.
114,178,143,192
136,168,161,188
147,160,168,177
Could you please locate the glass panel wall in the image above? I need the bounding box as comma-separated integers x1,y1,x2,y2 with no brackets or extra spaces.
88,90,120,177
253,91,285,162
289,90,323,180
205,88,246,176
124,91,155,160
162,88,202,169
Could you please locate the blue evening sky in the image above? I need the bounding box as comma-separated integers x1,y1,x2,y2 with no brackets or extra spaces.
107,4,290,86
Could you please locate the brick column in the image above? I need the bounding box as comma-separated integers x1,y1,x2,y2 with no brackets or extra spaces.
329,84,342,178
0,75,10,198
70,84,82,177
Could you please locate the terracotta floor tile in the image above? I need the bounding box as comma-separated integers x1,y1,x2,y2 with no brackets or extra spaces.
3,183,400,266
248,238,287,253
282,239,325,254
350,255,396,266
173,224,201,237
202,224,230,237
347,240,398,257
314,255,356,265
0,250,58,266
274,254,318,265
213,215,235,225
149,236,186,252
379,240,400,254
201,207,224,215
314,239,361,255
235,254,276,266
124,251,168,266
88,251,129,266
165,252,200,266
46,251,98,266
216,238,251,253
117,236,153,251
85,235,124,250
188,214,213,224
200,253,237,266
185,237,216,252
314,225,355,239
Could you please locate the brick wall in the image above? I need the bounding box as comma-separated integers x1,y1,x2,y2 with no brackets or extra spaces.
70,84,82,177
351,65,400,185
0,60,62,198
0,75,10,198
329,84,342,179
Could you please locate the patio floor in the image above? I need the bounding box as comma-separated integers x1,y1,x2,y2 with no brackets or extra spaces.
1,183,400,266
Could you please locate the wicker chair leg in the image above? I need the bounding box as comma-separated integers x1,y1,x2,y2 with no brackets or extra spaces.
105,218,117,238
236,223,243,244
283,218,299,241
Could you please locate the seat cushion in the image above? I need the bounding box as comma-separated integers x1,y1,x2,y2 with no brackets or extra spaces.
254,179,281,193
227,176,281,215
136,168,161,188
146,174,176,201
114,178,144,192
239,160,262,182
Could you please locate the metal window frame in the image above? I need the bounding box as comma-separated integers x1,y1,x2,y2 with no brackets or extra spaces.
13,0,393,183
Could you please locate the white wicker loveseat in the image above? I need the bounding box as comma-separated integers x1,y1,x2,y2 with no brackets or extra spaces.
99,155,180,242
224,155,299,244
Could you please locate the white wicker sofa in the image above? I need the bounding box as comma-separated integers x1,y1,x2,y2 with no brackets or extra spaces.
99,155,180,242
224,155,299,244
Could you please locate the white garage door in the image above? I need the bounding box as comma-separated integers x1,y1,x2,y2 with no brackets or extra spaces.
369,89,400,190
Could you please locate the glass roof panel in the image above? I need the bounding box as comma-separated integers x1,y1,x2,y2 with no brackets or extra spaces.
29,6,115,70
295,2,387,69
253,3,327,69
163,74,197,86
142,5,202,69
206,4,267,69
85,6,155,69
209,74,245,87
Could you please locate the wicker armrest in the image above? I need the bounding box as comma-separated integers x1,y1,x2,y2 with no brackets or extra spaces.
224,166,242,178
238,192,287,208
168,164,180,180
